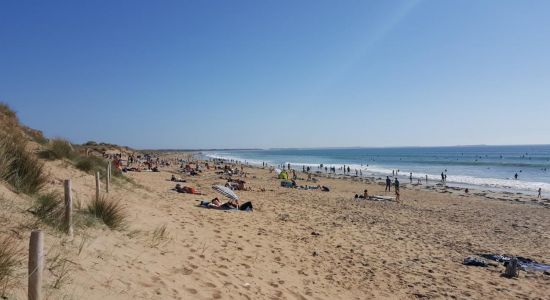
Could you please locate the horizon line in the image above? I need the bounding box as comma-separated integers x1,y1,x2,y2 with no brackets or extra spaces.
137,143,550,152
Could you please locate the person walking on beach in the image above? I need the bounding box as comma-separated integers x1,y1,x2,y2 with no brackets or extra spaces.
538,188,542,198
425,174,428,183
441,172,445,182
385,176,391,192
394,178,400,202
409,172,413,184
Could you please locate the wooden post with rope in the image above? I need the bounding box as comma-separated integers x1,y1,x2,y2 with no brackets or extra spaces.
28,230,44,300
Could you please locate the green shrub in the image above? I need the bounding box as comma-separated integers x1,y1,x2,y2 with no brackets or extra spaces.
87,195,126,229
0,132,47,194
74,156,106,174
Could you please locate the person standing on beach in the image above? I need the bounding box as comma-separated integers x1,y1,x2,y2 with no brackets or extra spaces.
425,174,428,183
409,172,413,184
514,173,518,180
441,172,445,182
444,173,447,182
385,176,391,192
538,188,542,198
394,178,400,202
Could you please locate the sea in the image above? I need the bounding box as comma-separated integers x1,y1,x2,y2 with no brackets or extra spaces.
202,145,550,195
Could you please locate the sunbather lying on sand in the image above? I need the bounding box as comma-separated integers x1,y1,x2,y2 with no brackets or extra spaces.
199,198,253,211
174,184,203,195
170,174,186,182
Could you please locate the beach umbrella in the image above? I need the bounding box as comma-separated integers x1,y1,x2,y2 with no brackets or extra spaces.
212,185,240,200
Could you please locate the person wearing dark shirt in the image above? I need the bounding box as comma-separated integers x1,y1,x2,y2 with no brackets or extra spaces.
385,176,391,192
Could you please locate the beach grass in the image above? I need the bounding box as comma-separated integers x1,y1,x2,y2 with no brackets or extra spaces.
87,195,126,229
39,138,75,160
0,234,22,297
0,132,47,194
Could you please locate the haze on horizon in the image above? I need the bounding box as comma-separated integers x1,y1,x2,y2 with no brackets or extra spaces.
1,0,550,150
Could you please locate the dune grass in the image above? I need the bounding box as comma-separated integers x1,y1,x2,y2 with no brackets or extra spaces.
87,195,126,229
39,138,75,160
0,132,47,194
0,234,22,297
74,155,108,175
32,192,65,229
0,103,17,123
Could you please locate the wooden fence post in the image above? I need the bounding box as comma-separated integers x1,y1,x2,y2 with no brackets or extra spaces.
106,162,110,193
95,172,100,201
28,230,44,300
63,180,73,237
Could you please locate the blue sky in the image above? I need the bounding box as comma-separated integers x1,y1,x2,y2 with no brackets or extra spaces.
1,0,549,149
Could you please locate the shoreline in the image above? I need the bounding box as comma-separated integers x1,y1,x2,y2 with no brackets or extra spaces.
204,156,550,209
200,151,550,196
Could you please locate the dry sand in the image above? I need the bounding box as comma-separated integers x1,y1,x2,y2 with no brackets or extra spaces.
2,154,549,299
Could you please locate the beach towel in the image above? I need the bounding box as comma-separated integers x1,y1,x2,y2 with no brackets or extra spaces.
480,254,550,272
463,257,488,267
280,181,294,188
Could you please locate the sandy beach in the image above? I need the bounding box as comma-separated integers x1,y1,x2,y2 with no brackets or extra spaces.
2,150,549,300
4,2,550,299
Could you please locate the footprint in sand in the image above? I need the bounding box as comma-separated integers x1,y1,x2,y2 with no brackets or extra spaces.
185,288,198,294
212,291,222,299
179,267,194,275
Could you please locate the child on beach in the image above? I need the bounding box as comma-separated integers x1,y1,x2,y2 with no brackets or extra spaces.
394,178,400,203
